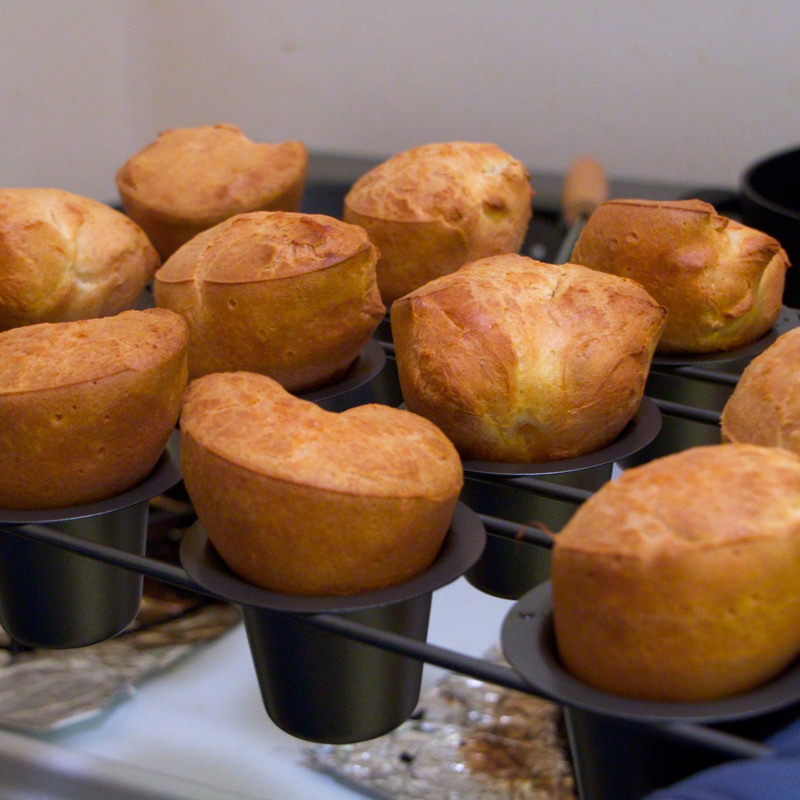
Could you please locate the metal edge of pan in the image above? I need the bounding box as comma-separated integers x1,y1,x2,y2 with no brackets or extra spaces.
179,501,486,614
651,306,799,367
501,581,800,724
298,339,386,404
461,396,662,478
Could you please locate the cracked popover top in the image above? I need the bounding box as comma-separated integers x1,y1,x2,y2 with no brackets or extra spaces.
391,254,666,462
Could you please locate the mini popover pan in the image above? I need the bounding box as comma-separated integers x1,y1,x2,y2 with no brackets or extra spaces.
0,430,182,649
180,502,486,744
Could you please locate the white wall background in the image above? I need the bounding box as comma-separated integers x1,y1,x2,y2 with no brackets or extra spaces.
1,1,798,202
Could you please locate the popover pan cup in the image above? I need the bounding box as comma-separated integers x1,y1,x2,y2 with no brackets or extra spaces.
0,430,182,649
502,581,800,800
618,308,799,469
461,397,662,600
179,502,486,744
299,338,387,412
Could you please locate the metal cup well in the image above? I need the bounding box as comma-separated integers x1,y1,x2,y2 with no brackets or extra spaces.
0,431,182,649
462,397,662,599
180,502,486,744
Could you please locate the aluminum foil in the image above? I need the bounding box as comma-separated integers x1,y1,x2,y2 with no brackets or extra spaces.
307,647,576,800
0,497,242,734
0,601,241,733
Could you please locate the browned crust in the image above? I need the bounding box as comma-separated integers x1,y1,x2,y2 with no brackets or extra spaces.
571,198,789,353
180,372,463,595
116,124,308,259
0,309,189,509
154,212,385,390
0,188,159,331
552,443,800,701
180,372,463,499
391,255,666,462
343,142,533,304
721,327,800,452
155,211,374,283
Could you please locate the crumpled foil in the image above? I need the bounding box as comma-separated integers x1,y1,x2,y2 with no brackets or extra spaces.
0,496,242,733
0,601,242,733
307,647,576,800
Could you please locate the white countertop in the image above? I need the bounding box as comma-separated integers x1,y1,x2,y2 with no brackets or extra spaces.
0,576,514,800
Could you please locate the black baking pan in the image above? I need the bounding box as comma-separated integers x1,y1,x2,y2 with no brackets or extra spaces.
180,502,486,744
461,397,661,600
0,430,182,649
502,581,800,800
741,144,800,310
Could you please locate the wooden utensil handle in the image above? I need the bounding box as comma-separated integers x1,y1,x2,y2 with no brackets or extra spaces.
562,157,608,226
